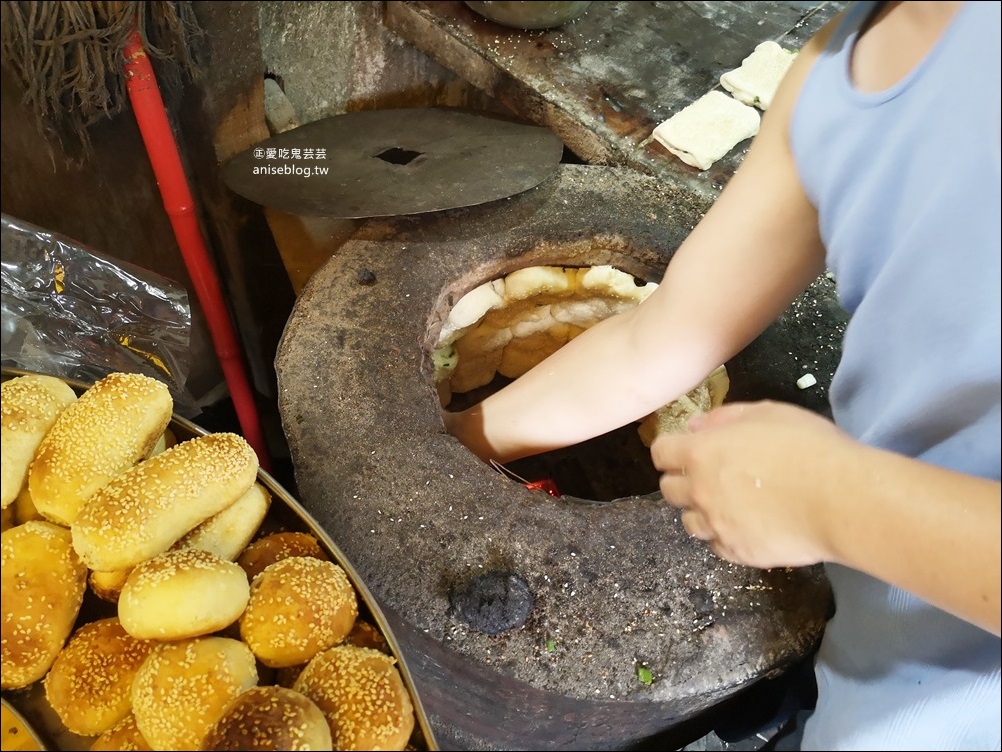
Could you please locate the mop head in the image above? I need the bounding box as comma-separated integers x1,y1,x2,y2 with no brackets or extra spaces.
0,1,202,161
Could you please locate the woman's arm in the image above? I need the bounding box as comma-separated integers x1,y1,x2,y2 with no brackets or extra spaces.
446,22,838,464
652,401,1002,636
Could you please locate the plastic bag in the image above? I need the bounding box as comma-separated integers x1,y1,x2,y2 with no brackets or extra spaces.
1,213,199,416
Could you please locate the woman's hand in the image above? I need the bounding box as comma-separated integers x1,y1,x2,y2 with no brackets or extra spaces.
651,400,854,569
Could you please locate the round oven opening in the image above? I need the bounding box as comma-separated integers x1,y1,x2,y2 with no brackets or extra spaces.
432,264,729,502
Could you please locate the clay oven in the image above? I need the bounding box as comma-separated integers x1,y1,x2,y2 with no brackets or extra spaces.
275,165,846,750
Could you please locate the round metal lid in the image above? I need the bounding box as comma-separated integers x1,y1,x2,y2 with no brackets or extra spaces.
222,108,564,218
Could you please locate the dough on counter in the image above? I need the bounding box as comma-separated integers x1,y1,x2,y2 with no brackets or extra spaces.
652,90,761,171
720,40,798,110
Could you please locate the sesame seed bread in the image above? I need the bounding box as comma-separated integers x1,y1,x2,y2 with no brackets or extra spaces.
89,567,133,605
1,521,88,690
240,557,358,669
88,483,272,605
28,372,172,526
131,637,258,751
12,485,41,525
119,549,251,640
1,374,77,509
1,373,425,749
344,620,391,654
174,482,272,560
236,531,329,582
89,713,153,751
43,618,156,736
71,432,258,572
199,686,333,751
293,645,415,751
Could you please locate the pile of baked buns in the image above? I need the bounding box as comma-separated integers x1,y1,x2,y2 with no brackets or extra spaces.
1,372,417,751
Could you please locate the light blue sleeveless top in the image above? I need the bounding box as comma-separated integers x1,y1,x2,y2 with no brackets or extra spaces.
789,1,1001,749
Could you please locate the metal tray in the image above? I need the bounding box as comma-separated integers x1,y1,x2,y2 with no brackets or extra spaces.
2,697,45,751
0,368,439,751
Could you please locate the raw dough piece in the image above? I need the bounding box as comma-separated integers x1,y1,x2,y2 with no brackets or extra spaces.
652,90,761,171
637,365,730,446
720,40,798,110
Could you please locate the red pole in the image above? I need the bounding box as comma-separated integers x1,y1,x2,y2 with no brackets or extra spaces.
122,30,271,471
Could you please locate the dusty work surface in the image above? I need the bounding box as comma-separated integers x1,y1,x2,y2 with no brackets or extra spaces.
385,1,847,198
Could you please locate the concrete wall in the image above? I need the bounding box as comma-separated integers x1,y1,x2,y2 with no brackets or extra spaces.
258,1,498,123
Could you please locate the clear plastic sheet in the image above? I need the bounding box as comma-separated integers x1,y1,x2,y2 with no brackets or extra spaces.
1,213,199,416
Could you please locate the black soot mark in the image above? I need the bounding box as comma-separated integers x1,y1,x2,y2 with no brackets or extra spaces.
448,570,534,635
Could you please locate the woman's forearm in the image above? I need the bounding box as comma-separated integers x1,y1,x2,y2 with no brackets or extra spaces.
824,443,1001,635
444,302,721,463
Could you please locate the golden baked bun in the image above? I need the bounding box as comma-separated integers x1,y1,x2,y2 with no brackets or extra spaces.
1,521,88,689
175,482,271,560
119,549,250,640
131,637,258,751
240,557,358,669
88,483,271,605
90,713,152,751
28,372,171,526
12,485,41,525
72,432,258,571
1,374,77,509
0,505,11,534
44,618,156,736
199,686,333,751
89,568,132,604
344,619,391,654
237,531,329,581
293,645,415,751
